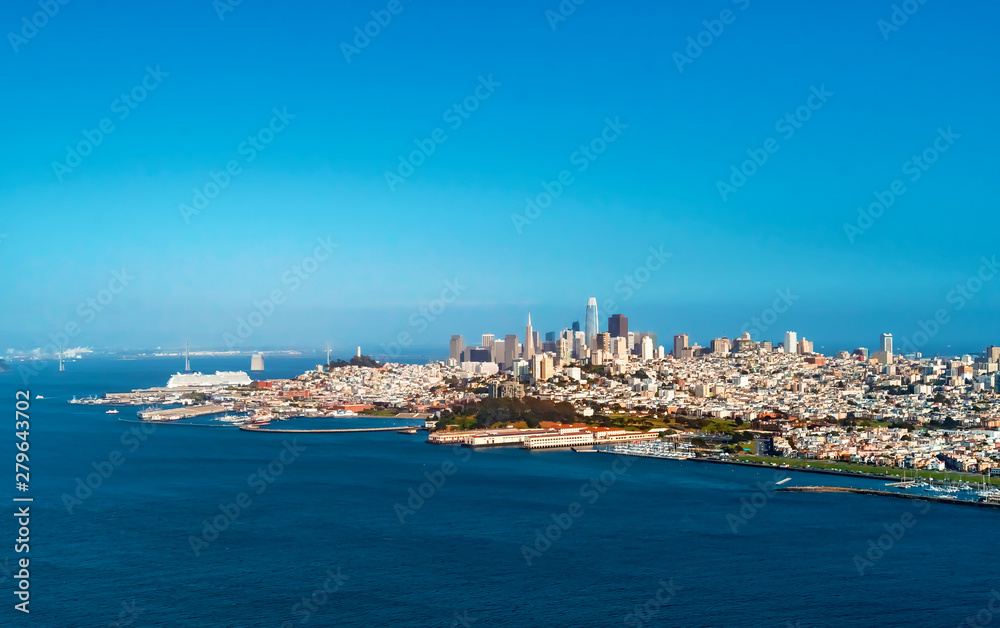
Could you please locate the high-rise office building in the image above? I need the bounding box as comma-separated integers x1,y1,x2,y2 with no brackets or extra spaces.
556,338,571,362
641,336,654,361
504,334,518,369
798,338,813,354
468,348,491,362
595,332,611,353
493,339,505,364
880,333,893,357
673,334,689,358
481,334,494,349
608,314,628,338
524,314,535,360
571,321,580,332
539,356,553,381
988,346,1000,362
449,335,465,362
635,332,656,355
784,331,798,355
585,298,598,349
611,336,628,358
711,337,731,354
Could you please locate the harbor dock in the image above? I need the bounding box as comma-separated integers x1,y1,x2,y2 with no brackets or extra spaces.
779,486,1000,508
139,404,228,421
238,425,415,434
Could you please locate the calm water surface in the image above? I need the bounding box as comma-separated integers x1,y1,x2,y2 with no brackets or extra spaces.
2,357,997,627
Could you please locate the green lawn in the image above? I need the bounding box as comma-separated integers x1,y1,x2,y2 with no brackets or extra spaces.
362,408,400,417
735,455,999,485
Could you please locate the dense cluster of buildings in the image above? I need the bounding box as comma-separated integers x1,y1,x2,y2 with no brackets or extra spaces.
434,298,1000,469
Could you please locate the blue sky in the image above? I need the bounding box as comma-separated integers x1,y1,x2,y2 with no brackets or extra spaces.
1,0,998,356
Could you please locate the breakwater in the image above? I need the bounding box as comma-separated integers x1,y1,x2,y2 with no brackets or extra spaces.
779,486,1000,508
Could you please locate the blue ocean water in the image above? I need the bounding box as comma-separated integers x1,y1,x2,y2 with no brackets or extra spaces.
2,357,999,627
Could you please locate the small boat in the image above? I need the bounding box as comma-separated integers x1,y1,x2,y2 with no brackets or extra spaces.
105,409,120,415
35,395,45,400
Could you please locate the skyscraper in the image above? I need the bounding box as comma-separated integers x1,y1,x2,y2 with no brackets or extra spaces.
504,334,518,369
524,314,535,360
571,321,580,333
784,331,798,355
673,334,689,359
608,313,628,338
585,298,598,349
597,332,612,352
798,338,813,354
880,333,893,357
641,336,654,361
449,335,465,362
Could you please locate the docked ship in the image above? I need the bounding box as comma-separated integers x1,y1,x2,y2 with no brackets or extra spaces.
166,371,252,388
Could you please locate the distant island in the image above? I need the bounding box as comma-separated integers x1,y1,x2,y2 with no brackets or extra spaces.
326,355,382,369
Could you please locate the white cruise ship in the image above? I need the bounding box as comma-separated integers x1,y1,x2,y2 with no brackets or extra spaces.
166,371,252,388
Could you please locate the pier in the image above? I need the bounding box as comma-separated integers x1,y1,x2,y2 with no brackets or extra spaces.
238,425,414,434
139,404,228,421
779,486,1000,508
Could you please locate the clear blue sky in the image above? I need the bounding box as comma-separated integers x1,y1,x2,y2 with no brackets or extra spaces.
2,0,998,356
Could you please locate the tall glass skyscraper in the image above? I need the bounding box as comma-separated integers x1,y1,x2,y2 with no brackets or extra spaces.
585,297,598,349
